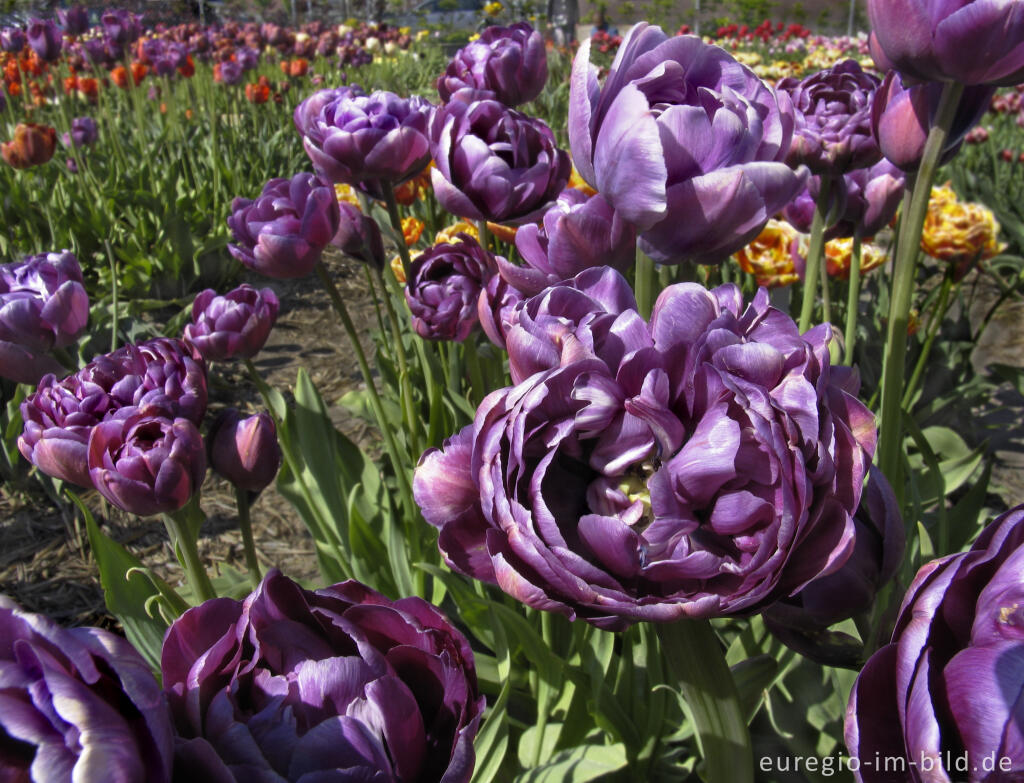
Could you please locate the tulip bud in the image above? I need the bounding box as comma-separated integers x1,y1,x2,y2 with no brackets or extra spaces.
61,116,99,148
331,201,386,270
184,284,279,361
56,6,89,36
2,123,58,169
0,26,26,53
26,18,62,62
207,408,281,493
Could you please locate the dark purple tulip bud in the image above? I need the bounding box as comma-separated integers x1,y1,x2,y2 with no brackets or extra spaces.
228,173,340,279
777,59,881,175
872,71,995,173
405,233,494,342
782,175,849,237
437,22,547,107
331,201,386,270
56,6,89,35
61,116,99,149
302,90,433,192
235,46,259,70
0,596,175,783
101,9,141,44
832,159,905,238
207,408,280,492
292,84,364,136
162,570,485,783
0,251,88,357
26,18,62,62
0,26,26,53
846,504,1024,782
508,188,636,295
568,24,806,265
431,99,570,225
183,284,279,361
416,269,875,628
87,406,207,516
868,0,1024,86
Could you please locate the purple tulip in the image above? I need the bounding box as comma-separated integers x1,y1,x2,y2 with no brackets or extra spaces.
184,284,279,362
431,99,570,225
405,233,495,341
868,0,1024,86
293,84,365,137
438,22,547,107
216,59,243,85
101,9,141,44
207,408,281,493
415,268,875,629
477,272,524,350
777,59,881,175
162,570,485,783
846,504,1024,781
0,27,26,53
302,90,433,194
568,24,806,265
833,159,906,239
26,19,62,62
508,188,636,296
331,201,386,270
56,6,89,36
88,405,207,516
782,177,849,238
61,116,99,149
235,46,260,70
872,71,995,172
0,595,175,783
228,173,340,279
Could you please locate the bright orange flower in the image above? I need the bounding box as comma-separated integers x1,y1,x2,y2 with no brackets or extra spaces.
734,219,800,288
402,217,425,246
922,183,1004,280
334,183,361,208
2,123,57,169
131,62,147,85
435,221,479,244
245,82,270,104
568,165,597,197
393,165,433,205
391,254,406,283
111,65,130,89
63,75,78,94
177,55,195,78
75,77,98,102
824,238,887,279
281,58,309,77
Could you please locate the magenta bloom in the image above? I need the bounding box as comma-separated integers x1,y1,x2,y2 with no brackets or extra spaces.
437,22,547,107
184,284,279,361
405,234,494,342
228,173,340,279
846,505,1024,781
0,596,175,783
207,408,281,493
415,268,874,629
162,570,485,783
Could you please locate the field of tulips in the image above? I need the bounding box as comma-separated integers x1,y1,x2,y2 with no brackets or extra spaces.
4,3,1024,782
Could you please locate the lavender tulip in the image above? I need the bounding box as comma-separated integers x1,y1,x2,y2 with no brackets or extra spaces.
207,409,280,493
833,159,906,239
477,272,523,350
568,23,805,264
215,59,243,85
228,173,340,279
868,0,1024,86
26,19,62,62
101,9,141,44
56,6,89,36
405,233,494,341
332,201,386,270
61,116,99,149
415,268,874,629
846,505,1024,781
293,84,365,136
302,90,433,193
162,570,485,783
431,99,570,225
184,284,279,361
0,27,26,53
437,22,547,106
0,596,175,783
88,405,207,516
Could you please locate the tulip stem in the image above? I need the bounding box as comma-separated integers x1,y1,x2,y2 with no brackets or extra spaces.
104,240,119,351
843,234,862,365
902,269,954,411
798,176,832,333
476,220,491,254
163,507,216,604
234,486,261,587
382,183,412,281
373,266,421,457
657,619,752,783
635,250,655,319
877,81,964,500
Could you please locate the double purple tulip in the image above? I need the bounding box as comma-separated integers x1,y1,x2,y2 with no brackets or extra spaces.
568,23,805,265
26,19,62,62
0,596,175,782
416,267,875,629
61,116,99,149
184,284,279,361
846,504,1024,781
56,6,89,36
437,22,547,107
163,570,485,782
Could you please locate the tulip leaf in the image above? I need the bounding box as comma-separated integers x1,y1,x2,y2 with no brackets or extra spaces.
517,723,563,770
731,655,780,722
511,742,628,782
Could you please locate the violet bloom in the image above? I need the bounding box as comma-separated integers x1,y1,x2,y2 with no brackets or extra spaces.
508,188,636,296
88,404,207,516
437,22,547,107
293,84,365,136
61,116,99,149
405,234,494,341
216,59,243,85
26,19,62,62
235,46,259,70
832,159,905,238
477,273,523,350
431,99,570,225
0,27,26,53
568,23,805,265
56,6,89,36
228,173,340,279
162,570,485,783
302,90,433,194
415,268,875,629
184,284,279,362
777,59,881,175
0,596,175,783
332,201,386,270
846,505,1024,781
868,0,1024,86
101,9,141,44
872,71,995,173
207,408,281,493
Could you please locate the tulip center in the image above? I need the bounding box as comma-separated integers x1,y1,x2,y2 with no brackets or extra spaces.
999,603,1024,629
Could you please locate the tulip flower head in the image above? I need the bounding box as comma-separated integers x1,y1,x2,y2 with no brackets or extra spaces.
921,183,1005,280
184,284,280,361
207,408,281,493
734,219,801,288
437,22,547,106
2,122,57,169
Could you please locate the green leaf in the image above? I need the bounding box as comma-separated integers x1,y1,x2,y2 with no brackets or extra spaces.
511,743,628,782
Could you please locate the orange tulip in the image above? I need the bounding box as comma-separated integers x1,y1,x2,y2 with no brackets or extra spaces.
734,219,801,288
245,82,270,104
2,123,57,169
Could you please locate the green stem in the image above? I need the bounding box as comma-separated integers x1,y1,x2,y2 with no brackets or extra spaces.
163,506,216,603
373,266,421,456
798,176,832,333
382,183,412,280
235,486,261,586
658,620,752,783
476,219,491,254
464,337,485,405
635,250,655,319
877,81,964,497
843,234,863,365
104,240,119,351
901,270,954,410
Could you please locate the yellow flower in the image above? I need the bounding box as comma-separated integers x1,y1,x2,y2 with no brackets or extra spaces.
402,216,425,246
334,183,361,209
391,254,407,283
484,1,503,15
921,182,1005,278
435,221,479,244
734,51,762,67
734,220,800,288
568,166,597,197
824,238,888,279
